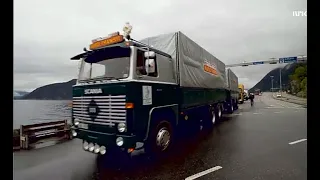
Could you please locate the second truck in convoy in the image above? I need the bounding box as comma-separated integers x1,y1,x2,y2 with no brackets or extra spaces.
238,84,245,104
70,27,240,157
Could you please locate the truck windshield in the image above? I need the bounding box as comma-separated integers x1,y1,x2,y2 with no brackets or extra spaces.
78,47,131,81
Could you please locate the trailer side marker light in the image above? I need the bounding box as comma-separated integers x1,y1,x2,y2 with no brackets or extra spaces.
125,102,134,109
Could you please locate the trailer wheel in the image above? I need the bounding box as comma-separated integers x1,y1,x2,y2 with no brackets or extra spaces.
217,105,222,119
229,101,234,114
211,108,217,125
234,100,239,110
231,103,234,112
212,104,223,124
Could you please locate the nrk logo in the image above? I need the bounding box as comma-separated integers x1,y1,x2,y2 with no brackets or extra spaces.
293,10,307,17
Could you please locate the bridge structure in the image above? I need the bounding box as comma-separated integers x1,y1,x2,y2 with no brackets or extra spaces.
225,55,307,94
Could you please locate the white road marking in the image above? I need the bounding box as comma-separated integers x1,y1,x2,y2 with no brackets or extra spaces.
275,102,290,108
233,113,242,116
253,112,262,115
265,107,284,109
292,107,306,110
289,139,307,145
185,166,223,180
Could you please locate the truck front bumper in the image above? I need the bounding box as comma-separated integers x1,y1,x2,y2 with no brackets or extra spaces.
73,128,139,154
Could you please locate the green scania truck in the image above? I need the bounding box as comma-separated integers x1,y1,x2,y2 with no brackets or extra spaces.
70,30,239,157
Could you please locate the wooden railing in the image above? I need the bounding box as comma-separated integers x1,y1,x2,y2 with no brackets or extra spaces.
17,120,71,150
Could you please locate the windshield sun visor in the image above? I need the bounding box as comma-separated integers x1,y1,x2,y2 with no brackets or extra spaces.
85,47,131,63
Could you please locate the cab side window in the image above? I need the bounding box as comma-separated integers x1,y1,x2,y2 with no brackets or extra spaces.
136,49,158,77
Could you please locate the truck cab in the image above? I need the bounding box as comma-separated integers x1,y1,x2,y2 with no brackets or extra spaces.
238,84,244,104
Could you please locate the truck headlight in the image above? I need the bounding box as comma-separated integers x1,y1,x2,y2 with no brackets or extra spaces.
100,146,106,155
94,144,100,153
117,123,126,132
88,143,94,152
74,118,80,126
72,130,77,137
116,137,124,146
83,141,89,150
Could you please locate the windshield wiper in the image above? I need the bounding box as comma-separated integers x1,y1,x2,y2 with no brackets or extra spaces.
79,76,121,83
96,76,121,81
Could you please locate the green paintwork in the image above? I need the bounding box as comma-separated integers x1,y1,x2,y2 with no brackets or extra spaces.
181,88,227,109
73,81,229,145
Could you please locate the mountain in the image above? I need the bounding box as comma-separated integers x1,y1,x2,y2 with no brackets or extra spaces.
13,91,29,99
249,62,306,93
22,79,77,100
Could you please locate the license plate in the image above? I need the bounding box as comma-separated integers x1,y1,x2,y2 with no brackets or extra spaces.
79,123,88,129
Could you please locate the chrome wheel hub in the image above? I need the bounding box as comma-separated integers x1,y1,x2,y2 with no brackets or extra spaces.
212,112,216,124
156,127,171,151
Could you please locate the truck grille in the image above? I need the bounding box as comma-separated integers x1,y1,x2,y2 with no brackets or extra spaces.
72,95,126,126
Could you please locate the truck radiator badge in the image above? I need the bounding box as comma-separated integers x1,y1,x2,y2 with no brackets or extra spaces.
84,88,103,95
87,100,100,121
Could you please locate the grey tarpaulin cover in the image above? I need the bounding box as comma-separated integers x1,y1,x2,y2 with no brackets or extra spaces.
140,32,226,89
225,68,239,92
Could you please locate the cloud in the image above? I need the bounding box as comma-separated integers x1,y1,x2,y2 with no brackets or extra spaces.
14,0,307,91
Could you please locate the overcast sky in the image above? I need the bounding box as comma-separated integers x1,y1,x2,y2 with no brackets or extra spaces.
14,0,307,92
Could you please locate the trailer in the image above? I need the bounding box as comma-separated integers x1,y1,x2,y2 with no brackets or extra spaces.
225,68,239,112
70,29,238,157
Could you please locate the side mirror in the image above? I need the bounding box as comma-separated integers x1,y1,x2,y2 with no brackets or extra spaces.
144,51,156,58
145,59,155,74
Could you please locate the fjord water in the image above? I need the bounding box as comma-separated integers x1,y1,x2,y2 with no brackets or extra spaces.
13,100,72,129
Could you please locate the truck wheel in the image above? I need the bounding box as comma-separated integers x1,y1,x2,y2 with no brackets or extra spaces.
145,121,173,157
211,108,217,125
229,101,234,114
216,105,222,120
231,103,234,112
212,104,222,124
234,100,239,110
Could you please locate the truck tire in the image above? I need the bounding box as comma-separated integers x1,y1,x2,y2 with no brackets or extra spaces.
216,104,223,120
211,104,222,124
145,120,173,158
234,100,239,110
229,101,234,114
211,107,217,125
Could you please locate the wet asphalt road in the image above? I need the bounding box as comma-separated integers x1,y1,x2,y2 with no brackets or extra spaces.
13,93,307,180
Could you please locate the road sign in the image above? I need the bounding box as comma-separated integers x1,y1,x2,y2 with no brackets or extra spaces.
252,61,264,65
279,57,297,63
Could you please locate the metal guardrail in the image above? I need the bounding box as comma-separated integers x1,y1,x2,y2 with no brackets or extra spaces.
17,120,71,150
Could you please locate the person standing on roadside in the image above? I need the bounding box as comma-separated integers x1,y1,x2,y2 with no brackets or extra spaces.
249,93,254,106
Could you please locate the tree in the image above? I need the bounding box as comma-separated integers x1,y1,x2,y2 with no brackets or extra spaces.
288,63,307,97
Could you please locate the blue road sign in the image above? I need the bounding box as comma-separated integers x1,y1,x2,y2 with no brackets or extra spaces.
279,57,297,63
252,61,264,65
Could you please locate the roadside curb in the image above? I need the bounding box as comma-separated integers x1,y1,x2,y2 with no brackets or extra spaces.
272,94,307,108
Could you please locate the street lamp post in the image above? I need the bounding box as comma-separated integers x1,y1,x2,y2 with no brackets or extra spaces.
279,68,282,96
